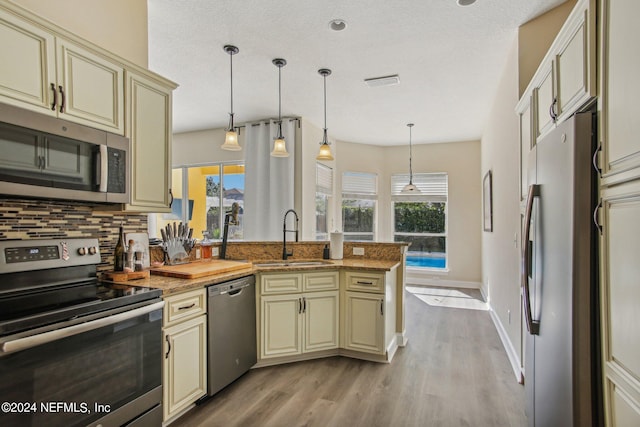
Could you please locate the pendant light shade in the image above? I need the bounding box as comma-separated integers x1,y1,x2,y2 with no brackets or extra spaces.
221,45,241,151
316,68,334,161
401,123,421,194
271,58,289,157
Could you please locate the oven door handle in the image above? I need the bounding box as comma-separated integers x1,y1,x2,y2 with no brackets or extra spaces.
0,301,165,355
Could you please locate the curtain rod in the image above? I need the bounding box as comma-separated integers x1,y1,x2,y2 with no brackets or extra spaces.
234,117,300,132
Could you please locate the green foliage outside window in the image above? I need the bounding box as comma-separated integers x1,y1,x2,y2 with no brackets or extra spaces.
394,202,445,234
342,200,374,233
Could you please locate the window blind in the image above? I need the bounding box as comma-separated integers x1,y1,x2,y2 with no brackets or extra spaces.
316,163,333,195
342,172,377,200
391,173,448,202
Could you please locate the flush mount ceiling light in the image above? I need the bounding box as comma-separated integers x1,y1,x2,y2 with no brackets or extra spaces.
457,0,477,6
221,45,241,151
271,58,289,158
328,19,347,31
401,123,421,194
364,74,400,88
316,68,334,161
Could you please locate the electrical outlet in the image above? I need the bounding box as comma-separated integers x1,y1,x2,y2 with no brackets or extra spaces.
212,247,219,257
195,248,201,259
353,247,365,256
508,309,511,324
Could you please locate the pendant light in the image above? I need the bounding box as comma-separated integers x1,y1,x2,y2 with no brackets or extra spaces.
271,58,289,157
316,68,334,161
221,45,241,151
401,123,421,194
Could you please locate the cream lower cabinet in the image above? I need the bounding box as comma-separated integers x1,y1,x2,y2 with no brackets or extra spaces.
342,270,397,357
344,291,385,353
162,289,207,423
259,271,339,360
0,4,125,134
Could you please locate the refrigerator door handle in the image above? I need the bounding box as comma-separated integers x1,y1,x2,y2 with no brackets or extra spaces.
522,184,540,335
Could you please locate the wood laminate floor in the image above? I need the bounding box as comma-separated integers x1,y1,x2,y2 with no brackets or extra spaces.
173,287,527,427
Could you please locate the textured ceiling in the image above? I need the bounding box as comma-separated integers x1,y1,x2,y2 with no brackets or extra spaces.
148,0,566,146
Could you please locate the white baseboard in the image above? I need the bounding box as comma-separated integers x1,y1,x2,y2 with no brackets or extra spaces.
405,275,481,289
487,303,523,383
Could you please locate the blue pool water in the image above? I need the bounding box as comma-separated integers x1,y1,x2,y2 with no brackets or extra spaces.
406,255,446,269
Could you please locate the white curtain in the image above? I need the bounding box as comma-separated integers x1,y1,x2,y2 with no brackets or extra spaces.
243,120,296,241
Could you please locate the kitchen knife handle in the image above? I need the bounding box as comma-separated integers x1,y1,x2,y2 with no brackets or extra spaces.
522,184,540,335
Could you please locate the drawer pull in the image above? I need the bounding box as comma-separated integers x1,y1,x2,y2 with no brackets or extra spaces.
356,280,374,285
177,303,196,311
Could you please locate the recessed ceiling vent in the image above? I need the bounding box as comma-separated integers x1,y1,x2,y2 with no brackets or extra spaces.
364,74,400,88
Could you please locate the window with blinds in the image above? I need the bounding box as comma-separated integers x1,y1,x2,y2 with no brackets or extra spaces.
392,172,448,269
391,173,448,202
342,171,377,241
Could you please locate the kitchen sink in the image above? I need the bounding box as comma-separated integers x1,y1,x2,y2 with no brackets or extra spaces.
253,260,334,267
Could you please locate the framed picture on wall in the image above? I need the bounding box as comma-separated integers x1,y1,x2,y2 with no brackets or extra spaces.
483,170,493,232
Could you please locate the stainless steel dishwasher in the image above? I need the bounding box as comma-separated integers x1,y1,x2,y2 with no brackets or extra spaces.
207,275,257,396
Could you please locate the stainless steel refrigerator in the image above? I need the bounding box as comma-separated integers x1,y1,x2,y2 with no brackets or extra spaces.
522,111,602,427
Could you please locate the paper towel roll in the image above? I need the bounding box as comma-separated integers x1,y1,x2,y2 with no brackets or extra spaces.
330,232,343,260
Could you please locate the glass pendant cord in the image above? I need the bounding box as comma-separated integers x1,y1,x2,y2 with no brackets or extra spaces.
316,68,334,160
222,45,240,151
228,47,234,131
276,61,284,139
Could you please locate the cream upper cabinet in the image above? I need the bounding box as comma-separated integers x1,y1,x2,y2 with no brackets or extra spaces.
162,289,207,423
0,9,55,113
125,71,174,212
0,6,124,134
258,271,339,360
534,62,556,139
55,38,124,134
598,1,640,425
517,95,534,201
520,0,596,143
599,0,640,184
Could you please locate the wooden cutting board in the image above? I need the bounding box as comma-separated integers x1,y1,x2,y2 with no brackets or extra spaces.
150,259,253,279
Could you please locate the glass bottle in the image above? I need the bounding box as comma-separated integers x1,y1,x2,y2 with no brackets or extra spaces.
114,226,125,271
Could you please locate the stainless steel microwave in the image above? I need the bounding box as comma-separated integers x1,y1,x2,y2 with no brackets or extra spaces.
0,103,130,204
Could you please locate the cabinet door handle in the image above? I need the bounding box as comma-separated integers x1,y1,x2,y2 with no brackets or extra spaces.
549,97,558,121
298,297,302,314
177,303,196,311
356,281,374,285
592,143,602,176
169,189,174,207
303,297,306,313
165,335,172,359
593,200,603,236
50,83,57,111
380,299,384,316
58,85,65,113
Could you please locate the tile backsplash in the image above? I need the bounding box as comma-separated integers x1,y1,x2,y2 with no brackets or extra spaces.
0,198,148,271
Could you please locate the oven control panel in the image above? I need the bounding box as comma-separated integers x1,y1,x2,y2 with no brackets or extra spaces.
4,245,59,263
0,238,101,274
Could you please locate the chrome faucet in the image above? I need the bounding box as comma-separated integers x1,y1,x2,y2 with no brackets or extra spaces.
282,209,299,260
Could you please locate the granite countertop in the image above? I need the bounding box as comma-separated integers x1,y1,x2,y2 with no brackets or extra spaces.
102,258,400,296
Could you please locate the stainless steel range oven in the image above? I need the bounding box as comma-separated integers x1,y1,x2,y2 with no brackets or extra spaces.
0,238,164,427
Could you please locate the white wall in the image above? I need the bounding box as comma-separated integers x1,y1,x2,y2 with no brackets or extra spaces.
172,128,244,166
481,37,523,368
336,139,482,284
12,0,148,68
